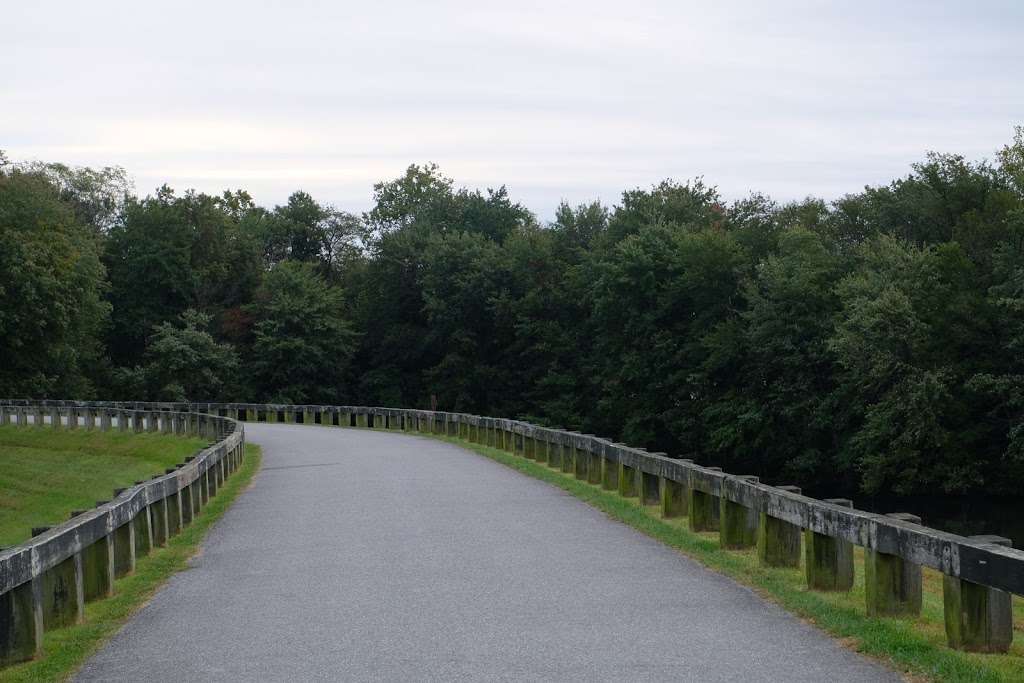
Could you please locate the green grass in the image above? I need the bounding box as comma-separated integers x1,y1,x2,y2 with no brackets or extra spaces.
427,433,1024,683
0,442,262,683
0,426,209,547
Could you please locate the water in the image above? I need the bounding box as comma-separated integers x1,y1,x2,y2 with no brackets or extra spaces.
837,494,1024,549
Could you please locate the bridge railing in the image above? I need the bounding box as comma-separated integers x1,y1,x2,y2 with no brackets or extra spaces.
0,402,246,666
1,400,1020,660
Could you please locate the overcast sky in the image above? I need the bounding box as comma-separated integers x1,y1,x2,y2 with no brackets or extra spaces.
3,0,1022,220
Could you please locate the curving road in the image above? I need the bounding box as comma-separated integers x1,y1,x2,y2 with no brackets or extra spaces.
76,424,900,682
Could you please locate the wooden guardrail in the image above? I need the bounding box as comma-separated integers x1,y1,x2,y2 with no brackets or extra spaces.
1,400,1019,663
0,402,245,666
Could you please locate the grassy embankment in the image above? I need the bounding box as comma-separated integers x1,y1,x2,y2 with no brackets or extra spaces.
428,432,1024,683
0,426,262,682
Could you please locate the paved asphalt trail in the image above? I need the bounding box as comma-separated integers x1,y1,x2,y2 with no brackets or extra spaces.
76,424,901,682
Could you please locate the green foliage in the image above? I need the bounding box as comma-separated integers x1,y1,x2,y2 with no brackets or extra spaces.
140,309,239,401
6,129,1024,496
0,168,110,398
248,261,357,403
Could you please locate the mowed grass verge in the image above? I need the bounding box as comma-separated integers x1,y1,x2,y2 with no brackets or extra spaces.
0,429,262,683
430,434,1024,683
0,426,208,547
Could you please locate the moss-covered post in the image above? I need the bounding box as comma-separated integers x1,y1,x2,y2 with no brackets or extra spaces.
720,476,759,549
134,500,153,557
601,451,619,491
689,468,722,532
865,513,923,617
660,468,689,518
112,519,135,578
943,535,1014,653
200,468,210,505
548,439,563,470
757,485,802,567
180,484,193,526
640,471,660,506
805,498,854,591
561,441,575,474
304,407,316,425
574,443,588,480
41,552,83,629
150,498,169,547
0,578,41,665
618,463,639,498
587,444,602,485
81,534,114,602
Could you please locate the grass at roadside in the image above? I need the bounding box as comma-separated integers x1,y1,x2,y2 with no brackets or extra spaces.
0,426,208,547
0,442,262,683
430,434,1024,683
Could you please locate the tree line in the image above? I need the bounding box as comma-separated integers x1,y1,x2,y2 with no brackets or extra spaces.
2,130,1024,498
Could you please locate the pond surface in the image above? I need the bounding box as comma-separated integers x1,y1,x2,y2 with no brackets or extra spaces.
814,493,1024,549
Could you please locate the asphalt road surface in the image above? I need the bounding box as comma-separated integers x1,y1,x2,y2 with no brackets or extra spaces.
76,424,901,682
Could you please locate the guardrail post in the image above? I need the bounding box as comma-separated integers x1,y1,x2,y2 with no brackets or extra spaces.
166,488,182,537
50,406,60,429
689,468,722,532
587,443,603,484
720,476,759,549
601,447,619,491
356,411,368,428
200,467,210,504
81,533,113,602
641,469,661,506
82,406,94,430
660,467,690,518
100,408,112,431
0,578,41,665
573,441,588,480
943,535,1014,653
546,436,562,469
618,462,639,498
758,486,802,567
134,500,153,557
112,519,136,578
805,498,854,591
0,405,7,426
304,407,315,425
150,499,169,547
180,483,193,525
66,406,78,430
41,550,83,629
191,480,202,517
865,513,923,617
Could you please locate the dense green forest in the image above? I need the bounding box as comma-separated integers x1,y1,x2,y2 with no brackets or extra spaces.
2,130,1024,497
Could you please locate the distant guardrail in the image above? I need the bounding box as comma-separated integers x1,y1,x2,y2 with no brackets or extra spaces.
1,400,1019,663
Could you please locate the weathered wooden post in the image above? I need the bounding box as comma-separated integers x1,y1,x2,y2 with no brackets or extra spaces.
757,485,802,567
618,462,639,498
660,462,691,518
112,518,136,578
865,513,923,617
689,468,722,532
587,442,603,485
81,534,114,602
0,578,41,665
943,535,1014,653
149,498,169,547
805,498,855,591
601,446,620,491
720,476,759,549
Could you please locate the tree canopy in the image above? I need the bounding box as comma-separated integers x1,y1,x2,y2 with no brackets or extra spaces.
4,129,1024,497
